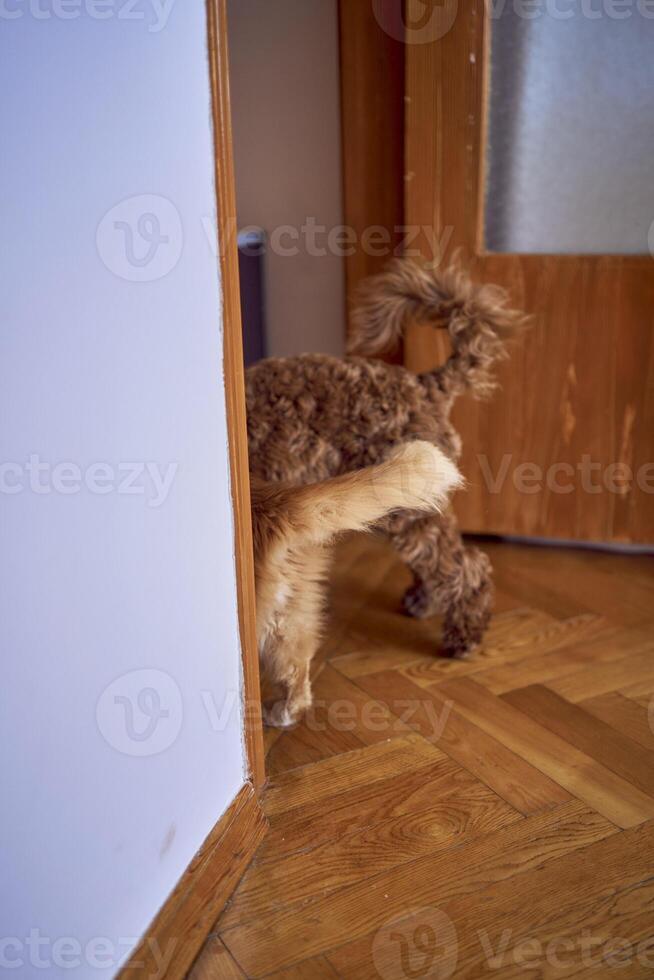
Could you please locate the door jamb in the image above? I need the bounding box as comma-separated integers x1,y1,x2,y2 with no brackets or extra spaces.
207,0,266,790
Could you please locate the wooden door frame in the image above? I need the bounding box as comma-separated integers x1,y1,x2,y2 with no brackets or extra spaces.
120,3,266,975
208,0,266,792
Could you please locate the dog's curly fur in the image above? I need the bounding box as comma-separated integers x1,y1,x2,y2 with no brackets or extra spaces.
247,258,526,657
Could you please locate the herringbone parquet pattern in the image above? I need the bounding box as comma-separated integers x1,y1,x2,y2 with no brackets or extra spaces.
194,534,654,979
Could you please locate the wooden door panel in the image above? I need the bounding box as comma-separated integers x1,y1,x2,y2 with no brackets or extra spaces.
404,0,654,544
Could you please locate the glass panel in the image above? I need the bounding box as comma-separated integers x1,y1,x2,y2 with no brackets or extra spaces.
484,6,654,254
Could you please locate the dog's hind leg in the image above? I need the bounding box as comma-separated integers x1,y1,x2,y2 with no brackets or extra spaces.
384,509,494,657
262,653,313,728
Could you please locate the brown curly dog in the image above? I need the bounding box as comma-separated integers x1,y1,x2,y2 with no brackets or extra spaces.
246,259,525,657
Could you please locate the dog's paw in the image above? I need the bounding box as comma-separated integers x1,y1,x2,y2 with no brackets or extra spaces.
441,642,479,660
442,622,483,659
262,699,298,729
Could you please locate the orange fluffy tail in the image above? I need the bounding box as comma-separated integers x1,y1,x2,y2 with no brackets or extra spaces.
251,441,462,556
281,441,462,545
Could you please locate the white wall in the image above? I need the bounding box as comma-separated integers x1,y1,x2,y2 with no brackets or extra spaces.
0,4,246,977
227,0,346,357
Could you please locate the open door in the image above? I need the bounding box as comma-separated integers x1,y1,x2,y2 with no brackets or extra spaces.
404,0,654,544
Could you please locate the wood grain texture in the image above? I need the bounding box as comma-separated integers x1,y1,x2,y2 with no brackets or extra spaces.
207,0,265,789
330,887,654,979
220,803,613,976
259,755,473,865
474,625,643,695
198,537,654,979
627,694,654,712
546,648,654,703
485,543,594,621
399,611,606,689
265,663,406,776
264,732,443,817
431,821,654,978
316,535,404,664
404,0,654,543
328,821,654,979
487,545,654,628
503,685,654,800
121,783,266,980
330,605,551,677
188,937,246,980
430,677,654,827
264,958,339,980
621,679,654,700
221,780,519,930
264,691,364,777
338,0,405,346
582,692,654,753
351,667,571,815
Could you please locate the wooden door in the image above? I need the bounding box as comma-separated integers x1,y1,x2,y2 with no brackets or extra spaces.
404,0,654,544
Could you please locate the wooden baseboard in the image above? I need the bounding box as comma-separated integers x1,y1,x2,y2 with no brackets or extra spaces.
120,783,267,980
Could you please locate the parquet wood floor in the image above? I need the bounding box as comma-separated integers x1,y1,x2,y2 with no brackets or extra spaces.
194,535,654,978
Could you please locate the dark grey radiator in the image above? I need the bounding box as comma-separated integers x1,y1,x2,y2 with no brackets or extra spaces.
237,228,266,366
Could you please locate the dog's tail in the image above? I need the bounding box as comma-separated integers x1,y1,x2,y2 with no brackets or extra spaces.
347,258,527,400
278,441,462,547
